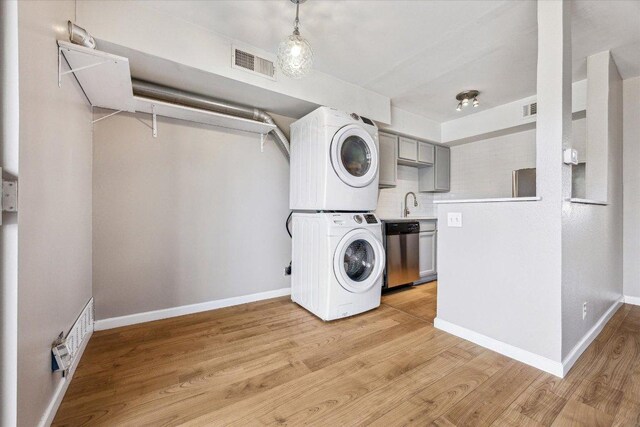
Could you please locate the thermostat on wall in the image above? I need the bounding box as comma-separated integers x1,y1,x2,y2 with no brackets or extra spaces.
563,148,578,165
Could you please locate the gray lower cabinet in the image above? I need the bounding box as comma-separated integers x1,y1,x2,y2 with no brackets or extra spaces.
419,145,450,192
419,230,437,278
378,132,398,187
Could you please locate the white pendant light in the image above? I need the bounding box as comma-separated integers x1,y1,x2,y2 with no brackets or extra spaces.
277,0,313,79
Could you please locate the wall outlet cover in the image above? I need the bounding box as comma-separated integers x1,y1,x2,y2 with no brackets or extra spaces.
447,212,462,227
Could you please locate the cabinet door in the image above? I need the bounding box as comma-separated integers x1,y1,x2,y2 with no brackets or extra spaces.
419,231,437,277
418,142,434,164
378,133,397,188
435,145,450,191
398,137,417,161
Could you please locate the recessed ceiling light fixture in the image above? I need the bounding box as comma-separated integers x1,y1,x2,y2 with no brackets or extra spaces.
455,90,480,111
277,0,313,79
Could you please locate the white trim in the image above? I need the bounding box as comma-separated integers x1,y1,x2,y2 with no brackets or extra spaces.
567,198,608,206
435,297,625,379
560,298,623,377
624,295,640,306
434,317,564,377
94,287,291,331
434,197,541,205
39,304,95,427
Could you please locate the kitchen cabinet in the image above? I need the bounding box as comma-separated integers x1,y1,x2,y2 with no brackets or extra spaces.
418,141,434,165
378,132,398,188
398,137,418,162
419,145,450,192
419,230,437,278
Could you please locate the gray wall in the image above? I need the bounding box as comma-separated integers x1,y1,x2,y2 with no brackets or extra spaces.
92,112,293,320
561,53,624,359
17,1,93,426
623,77,640,299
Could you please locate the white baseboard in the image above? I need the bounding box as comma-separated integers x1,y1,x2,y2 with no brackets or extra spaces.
39,299,94,427
435,296,624,379
624,295,640,306
434,317,564,377
94,287,292,331
560,297,623,377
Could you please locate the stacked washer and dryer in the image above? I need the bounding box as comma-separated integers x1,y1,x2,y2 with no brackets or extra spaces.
289,107,385,321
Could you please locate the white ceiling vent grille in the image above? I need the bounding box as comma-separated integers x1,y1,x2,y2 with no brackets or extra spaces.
523,102,537,118
232,46,276,80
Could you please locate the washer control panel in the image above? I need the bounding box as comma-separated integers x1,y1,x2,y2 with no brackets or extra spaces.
364,214,378,224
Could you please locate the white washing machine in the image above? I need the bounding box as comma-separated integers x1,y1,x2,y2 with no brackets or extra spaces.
291,212,385,321
289,107,379,212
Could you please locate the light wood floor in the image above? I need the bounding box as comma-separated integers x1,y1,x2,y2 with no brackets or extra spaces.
54,282,640,426
382,281,438,323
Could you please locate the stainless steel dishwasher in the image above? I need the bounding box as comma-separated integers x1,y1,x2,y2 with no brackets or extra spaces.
383,221,420,289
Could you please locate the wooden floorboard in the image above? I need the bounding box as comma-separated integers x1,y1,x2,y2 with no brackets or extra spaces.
53,286,640,426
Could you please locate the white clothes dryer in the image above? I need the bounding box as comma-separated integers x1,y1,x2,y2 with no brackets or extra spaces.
289,107,379,212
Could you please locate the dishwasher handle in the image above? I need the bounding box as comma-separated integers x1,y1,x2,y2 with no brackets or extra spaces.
385,221,419,235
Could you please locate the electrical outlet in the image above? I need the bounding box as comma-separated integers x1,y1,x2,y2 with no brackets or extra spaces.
447,212,462,228
582,302,588,320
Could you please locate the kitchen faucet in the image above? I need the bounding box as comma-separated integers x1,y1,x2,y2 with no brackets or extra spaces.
404,192,418,217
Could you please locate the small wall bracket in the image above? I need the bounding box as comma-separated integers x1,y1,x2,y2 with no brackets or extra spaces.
92,109,123,124
0,168,18,226
58,46,111,88
260,134,266,152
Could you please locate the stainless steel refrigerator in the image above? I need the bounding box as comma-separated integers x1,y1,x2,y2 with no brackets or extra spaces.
512,168,536,197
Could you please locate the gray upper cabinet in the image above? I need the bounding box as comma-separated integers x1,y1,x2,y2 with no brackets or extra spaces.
419,145,450,192
378,132,398,188
398,137,417,162
418,141,434,165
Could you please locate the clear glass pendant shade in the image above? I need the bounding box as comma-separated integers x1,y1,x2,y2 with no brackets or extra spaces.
277,32,313,79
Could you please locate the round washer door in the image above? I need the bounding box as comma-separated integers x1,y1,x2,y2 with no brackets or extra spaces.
330,124,378,188
333,229,385,293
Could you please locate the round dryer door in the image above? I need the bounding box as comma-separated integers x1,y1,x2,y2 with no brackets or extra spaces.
333,229,385,293
330,124,378,188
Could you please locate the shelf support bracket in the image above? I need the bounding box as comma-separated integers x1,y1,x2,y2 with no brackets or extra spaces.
260,134,266,152
152,105,157,138
58,47,110,88
92,110,123,124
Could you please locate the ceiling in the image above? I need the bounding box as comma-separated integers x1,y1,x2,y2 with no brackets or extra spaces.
143,0,640,122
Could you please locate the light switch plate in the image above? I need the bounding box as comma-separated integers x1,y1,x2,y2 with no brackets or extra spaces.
447,212,462,227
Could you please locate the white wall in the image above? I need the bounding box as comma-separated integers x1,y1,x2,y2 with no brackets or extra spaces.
17,2,93,426
92,112,292,320
624,77,640,300
1,1,19,424
375,166,435,219
438,118,586,201
561,52,624,359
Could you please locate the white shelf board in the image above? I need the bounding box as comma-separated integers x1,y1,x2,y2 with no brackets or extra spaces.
133,96,276,135
58,40,135,112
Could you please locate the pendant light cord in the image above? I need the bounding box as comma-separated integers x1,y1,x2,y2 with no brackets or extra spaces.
293,2,300,35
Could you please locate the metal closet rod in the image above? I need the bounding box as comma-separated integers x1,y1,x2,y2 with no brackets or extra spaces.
130,79,290,160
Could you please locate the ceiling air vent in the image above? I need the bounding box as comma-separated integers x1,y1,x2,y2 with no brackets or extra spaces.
523,102,537,118
232,46,276,80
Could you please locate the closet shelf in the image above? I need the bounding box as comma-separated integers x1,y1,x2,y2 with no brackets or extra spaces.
133,97,276,135
58,40,135,112
58,41,275,135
